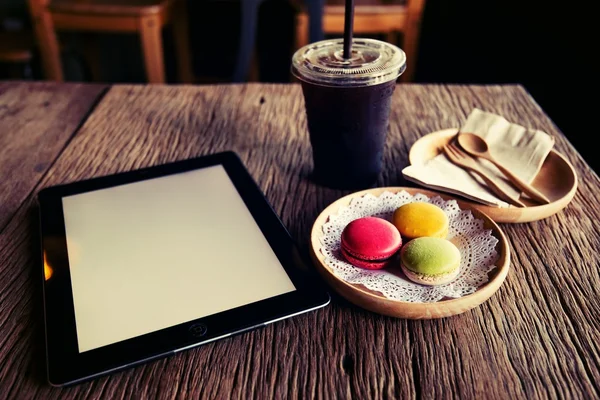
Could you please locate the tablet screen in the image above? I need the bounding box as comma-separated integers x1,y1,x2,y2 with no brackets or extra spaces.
62,165,296,353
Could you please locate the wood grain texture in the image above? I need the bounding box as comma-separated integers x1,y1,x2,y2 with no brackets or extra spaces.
0,83,598,399
0,81,106,231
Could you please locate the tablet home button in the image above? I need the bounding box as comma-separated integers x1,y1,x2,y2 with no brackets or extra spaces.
188,323,208,337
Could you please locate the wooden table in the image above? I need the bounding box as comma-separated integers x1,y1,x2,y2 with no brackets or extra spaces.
1,81,599,399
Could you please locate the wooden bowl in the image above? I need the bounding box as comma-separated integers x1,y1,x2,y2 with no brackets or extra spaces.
310,187,510,319
408,129,578,223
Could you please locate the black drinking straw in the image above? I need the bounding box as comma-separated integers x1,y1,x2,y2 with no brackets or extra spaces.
343,0,355,59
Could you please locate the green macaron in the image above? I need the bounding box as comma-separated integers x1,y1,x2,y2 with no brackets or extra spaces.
400,237,461,286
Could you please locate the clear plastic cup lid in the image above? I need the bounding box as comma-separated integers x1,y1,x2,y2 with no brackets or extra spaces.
291,38,406,87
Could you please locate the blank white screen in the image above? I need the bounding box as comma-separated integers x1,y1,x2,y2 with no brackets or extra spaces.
62,165,296,353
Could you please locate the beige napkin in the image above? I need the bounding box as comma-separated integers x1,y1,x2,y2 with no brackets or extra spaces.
402,108,555,207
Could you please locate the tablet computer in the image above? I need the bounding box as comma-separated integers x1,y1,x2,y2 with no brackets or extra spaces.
37,151,330,387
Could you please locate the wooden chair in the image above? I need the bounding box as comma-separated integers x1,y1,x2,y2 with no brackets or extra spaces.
27,0,194,83
0,31,35,79
0,31,34,64
295,0,427,82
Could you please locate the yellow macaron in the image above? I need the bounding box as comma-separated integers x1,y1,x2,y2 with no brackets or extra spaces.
392,202,449,240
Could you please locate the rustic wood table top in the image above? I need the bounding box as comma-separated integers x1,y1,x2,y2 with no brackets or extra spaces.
0,81,599,399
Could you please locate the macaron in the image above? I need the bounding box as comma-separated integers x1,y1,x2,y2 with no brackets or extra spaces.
392,202,449,240
400,237,461,286
341,217,402,270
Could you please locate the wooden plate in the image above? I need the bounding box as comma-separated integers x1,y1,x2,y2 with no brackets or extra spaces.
310,187,510,319
408,128,578,223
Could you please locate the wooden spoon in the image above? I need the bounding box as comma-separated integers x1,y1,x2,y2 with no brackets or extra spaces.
457,132,551,204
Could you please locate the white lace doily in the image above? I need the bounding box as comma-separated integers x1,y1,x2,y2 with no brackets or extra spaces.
319,191,499,303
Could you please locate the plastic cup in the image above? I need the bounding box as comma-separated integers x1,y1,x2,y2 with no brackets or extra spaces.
292,38,406,189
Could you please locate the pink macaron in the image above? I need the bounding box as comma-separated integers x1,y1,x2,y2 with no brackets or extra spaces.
341,216,402,270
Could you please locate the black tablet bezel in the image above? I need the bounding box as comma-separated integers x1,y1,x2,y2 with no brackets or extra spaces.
38,151,330,387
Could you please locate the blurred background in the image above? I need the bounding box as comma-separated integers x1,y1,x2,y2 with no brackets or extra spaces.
0,0,595,172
